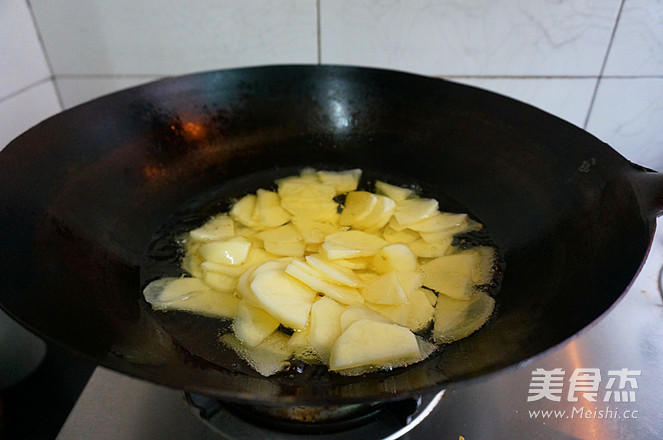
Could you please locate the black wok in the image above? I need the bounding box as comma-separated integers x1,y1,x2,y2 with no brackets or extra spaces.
1,65,661,405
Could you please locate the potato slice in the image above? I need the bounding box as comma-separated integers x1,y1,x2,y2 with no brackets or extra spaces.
329,320,421,372
464,246,497,285
433,291,495,343
374,180,414,202
339,191,378,226
250,269,316,329
367,288,434,332
143,277,239,319
331,257,372,270
408,237,453,258
316,169,362,194
285,260,364,305
372,243,418,274
394,198,439,226
220,332,291,377
291,217,338,244
309,297,346,362
199,237,252,266
235,259,292,305
361,271,407,305
354,195,396,231
305,254,362,287
406,212,468,233
321,230,387,260
200,248,275,277
182,243,203,277
233,300,281,347
256,223,306,257
255,189,290,228
202,271,237,294
421,253,477,300
340,303,391,332
278,179,339,221
382,225,419,244
189,214,235,242
230,194,258,227
396,271,426,295
418,230,455,244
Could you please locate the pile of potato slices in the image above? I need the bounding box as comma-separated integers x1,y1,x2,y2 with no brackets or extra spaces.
143,168,497,376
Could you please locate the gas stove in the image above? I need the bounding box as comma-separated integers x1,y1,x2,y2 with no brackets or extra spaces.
56,217,663,440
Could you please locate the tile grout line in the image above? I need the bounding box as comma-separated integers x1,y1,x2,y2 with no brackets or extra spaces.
24,0,64,110
0,78,53,106
583,0,626,129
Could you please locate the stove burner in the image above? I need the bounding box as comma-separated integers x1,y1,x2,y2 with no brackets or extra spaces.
185,390,445,440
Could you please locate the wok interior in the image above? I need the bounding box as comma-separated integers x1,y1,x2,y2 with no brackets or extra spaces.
0,66,652,404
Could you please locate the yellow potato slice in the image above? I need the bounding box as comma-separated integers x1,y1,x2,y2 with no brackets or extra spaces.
330,256,372,270
199,236,252,266
189,214,235,242
372,243,418,273
418,230,455,244
202,271,237,294
255,189,291,228
321,230,387,260
433,291,495,343
407,212,468,233
354,195,396,231
382,225,419,244
309,296,346,363
339,191,378,226
408,237,453,258
395,271,425,295
421,253,476,300
316,169,362,194
278,179,339,221
220,332,291,377
233,300,281,347
329,320,421,372
285,260,364,305
200,248,275,278
374,180,414,202
361,271,407,305
250,269,316,330
256,223,306,257
367,288,434,332
143,277,239,319
305,254,362,287
394,198,439,226
291,217,339,244
230,194,258,227
182,243,203,277
340,303,391,332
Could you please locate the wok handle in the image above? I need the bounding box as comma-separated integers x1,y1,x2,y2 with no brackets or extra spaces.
630,168,663,218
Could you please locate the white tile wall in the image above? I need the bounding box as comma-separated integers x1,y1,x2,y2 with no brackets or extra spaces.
0,0,51,97
603,0,663,76
0,81,61,151
0,0,60,150
320,0,621,76
587,78,663,170
1,0,662,170
29,0,318,76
